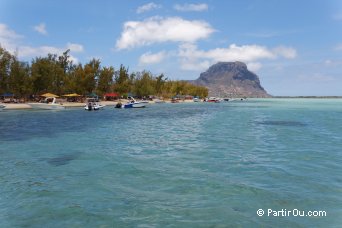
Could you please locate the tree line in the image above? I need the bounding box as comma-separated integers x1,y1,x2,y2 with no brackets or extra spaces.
0,46,208,100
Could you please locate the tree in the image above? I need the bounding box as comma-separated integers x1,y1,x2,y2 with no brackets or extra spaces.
0,46,13,94
113,64,131,94
133,71,155,97
155,73,167,96
83,58,101,94
97,66,114,95
9,57,31,99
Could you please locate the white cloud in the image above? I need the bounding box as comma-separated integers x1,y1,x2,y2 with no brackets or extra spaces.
115,16,214,50
334,43,342,51
247,62,262,72
66,42,84,52
272,46,297,58
136,2,161,14
0,23,23,51
33,23,47,35
178,43,297,71
16,44,83,63
0,23,22,39
0,23,83,63
297,73,335,82
139,51,167,65
332,13,342,20
324,59,342,67
174,3,208,12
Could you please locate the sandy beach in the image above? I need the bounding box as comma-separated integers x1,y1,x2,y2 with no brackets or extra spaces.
1,99,195,110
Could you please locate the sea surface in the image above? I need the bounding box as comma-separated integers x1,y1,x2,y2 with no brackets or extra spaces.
0,99,341,227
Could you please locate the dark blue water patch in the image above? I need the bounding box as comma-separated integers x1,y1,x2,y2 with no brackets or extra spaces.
255,120,307,127
225,105,270,109
0,109,117,142
46,153,79,166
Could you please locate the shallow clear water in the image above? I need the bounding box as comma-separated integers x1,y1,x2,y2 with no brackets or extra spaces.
0,99,341,227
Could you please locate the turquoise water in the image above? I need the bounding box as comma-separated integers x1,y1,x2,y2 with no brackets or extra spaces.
0,99,341,227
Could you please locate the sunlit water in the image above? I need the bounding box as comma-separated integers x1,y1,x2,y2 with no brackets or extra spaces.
0,99,341,227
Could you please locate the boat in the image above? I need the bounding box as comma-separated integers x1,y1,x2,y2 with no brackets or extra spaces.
84,98,105,111
154,99,165,103
193,97,201,102
28,97,65,110
171,98,179,103
122,99,146,108
84,102,105,111
205,97,221,103
0,104,6,110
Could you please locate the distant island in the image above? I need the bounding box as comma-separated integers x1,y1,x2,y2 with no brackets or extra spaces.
191,62,270,98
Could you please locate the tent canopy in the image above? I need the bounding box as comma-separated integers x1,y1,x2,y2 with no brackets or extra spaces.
1,93,14,97
104,92,120,97
63,93,81,97
86,93,98,98
41,93,59,98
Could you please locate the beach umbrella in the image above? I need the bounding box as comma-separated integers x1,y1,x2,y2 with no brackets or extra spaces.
63,93,81,97
41,93,59,97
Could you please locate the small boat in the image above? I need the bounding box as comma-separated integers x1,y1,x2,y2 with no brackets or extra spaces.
84,98,105,111
28,97,65,110
84,102,105,111
0,104,6,110
171,98,179,103
205,97,221,103
193,97,201,102
154,99,165,103
122,99,146,108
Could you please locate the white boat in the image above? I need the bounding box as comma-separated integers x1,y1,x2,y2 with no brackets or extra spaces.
154,99,165,103
122,99,146,108
0,104,6,110
84,102,105,111
28,97,65,110
84,98,105,111
205,97,221,103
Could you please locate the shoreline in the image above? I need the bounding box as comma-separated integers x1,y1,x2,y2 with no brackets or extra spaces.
2,97,342,110
1,99,195,110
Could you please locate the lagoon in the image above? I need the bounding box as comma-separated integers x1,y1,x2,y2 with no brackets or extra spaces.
0,99,341,227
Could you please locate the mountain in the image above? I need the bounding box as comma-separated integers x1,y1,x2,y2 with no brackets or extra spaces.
192,62,271,97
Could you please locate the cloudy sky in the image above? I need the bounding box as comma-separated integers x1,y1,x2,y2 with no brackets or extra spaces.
1,0,342,96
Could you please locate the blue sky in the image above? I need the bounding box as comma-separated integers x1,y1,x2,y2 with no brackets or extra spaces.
1,0,342,96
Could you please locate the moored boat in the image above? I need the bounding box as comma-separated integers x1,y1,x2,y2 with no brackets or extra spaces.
121,98,146,108
205,97,221,103
0,104,6,110
28,97,65,110
84,98,105,111
84,102,105,111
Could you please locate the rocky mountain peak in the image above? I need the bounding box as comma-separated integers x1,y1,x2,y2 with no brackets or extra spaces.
192,62,270,97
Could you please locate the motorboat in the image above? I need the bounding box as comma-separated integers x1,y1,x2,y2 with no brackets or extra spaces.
84,102,105,111
84,98,105,111
205,97,221,103
154,99,165,103
193,97,201,102
122,99,146,108
28,97,65,110
0,104,6,110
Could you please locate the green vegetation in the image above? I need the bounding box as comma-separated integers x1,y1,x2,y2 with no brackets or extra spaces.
0,46,208,99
